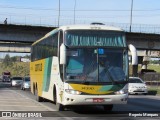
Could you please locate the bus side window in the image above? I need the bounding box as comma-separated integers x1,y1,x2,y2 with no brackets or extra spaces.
59,30,64,80
59,31,63,46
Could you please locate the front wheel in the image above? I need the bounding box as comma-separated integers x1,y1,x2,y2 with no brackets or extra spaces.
53,89,65,111
103,104,113,111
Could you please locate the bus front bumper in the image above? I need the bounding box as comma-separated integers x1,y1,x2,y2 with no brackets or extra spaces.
62,94,128,106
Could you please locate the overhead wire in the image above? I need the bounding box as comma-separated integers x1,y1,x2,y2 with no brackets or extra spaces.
0,4,160,12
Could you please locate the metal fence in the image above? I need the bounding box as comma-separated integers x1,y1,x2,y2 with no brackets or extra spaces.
105,23,160,34
1,15,160,34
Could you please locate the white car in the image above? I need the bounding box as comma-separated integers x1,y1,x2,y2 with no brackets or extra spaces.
128,77,148,95
11,77,23,87
21,76,30,90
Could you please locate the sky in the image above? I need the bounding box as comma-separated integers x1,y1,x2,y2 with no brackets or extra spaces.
0,0,160,26
0,0,160,57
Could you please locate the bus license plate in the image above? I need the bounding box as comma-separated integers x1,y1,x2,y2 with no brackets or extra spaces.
93,98,104,103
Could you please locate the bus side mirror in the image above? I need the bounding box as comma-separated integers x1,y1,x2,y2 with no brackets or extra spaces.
60,43,66,64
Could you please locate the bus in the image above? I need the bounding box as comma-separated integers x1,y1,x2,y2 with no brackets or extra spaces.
30,24,129,111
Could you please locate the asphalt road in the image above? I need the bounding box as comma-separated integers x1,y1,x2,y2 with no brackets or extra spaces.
0,81,160,120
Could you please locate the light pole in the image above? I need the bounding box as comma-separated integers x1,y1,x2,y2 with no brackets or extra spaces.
130,0,133,32
58,0,61,27
74,0,77,24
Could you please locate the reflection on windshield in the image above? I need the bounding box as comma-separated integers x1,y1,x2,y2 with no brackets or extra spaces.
65,48,127,83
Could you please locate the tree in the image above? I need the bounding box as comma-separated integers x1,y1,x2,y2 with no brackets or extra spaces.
24,54,31,59
3,54,11,66
11,56,17,63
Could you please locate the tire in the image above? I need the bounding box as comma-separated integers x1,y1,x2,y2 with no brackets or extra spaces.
103,105,113,111
21,85,23,90
33,84,36,95
35,88,43,102
53,88,65,111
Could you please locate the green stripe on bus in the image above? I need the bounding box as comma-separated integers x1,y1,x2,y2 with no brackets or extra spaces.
43,57,52,92
98,84,125,92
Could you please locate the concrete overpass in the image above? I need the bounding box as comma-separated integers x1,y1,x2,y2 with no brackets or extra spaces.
0,24,159,76
0,24,54,52
0,24,160,53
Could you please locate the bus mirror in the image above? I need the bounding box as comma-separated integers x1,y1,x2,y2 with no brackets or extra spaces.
60,43,66,64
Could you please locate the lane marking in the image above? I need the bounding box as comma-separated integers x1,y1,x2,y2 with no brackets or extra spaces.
10,90,56,111
0,105,45,107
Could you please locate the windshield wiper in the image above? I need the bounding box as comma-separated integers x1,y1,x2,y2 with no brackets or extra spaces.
80,81,90,85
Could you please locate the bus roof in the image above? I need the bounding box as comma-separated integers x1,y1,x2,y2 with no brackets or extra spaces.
32,24,123,46
59,24,123,31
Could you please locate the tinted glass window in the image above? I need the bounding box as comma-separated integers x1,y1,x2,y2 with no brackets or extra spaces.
65,48,127,83
129,78,143,83
25,77,30,81
31,31,59,61
12,77,23,80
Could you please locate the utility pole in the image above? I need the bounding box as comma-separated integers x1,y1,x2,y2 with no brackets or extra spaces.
130,0,133,32
74,0,77,24
58,0,61,27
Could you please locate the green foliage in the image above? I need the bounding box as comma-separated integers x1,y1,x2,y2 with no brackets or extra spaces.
129,64,160,76
0,54,30,77
0,62,29,77
148,86,160,95
150,60,160,64
3,54,12,66
148,64,160,73
10,56,17,63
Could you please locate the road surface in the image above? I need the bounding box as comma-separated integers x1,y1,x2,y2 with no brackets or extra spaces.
0,81,160,120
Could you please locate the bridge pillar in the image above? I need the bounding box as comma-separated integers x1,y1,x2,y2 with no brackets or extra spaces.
132,65,138,77
141,51,150,69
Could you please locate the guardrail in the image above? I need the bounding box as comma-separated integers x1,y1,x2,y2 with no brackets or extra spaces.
105,23,160,34
1,15,160,34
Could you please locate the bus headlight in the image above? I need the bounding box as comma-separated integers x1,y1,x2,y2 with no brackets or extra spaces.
114,89,128,95
65,89,82,95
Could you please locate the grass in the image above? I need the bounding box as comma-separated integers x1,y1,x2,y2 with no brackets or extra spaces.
147,85,160,96
129,64,160,76
148,64,160,73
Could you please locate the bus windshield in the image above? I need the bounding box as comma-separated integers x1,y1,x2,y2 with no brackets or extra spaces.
65,30,126,47
64,48,128,84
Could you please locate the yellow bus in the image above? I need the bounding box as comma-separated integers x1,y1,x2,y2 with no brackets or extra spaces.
30,24,129,111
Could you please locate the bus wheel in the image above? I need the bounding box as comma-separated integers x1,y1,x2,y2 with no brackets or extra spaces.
103,105,113,111
54,90,64,111
35,88,43,102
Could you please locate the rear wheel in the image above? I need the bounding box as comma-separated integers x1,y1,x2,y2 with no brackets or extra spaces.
35,88,43,102
103,105,113,111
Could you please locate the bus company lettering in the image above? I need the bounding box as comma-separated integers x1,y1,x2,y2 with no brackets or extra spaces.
35,64,42,71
